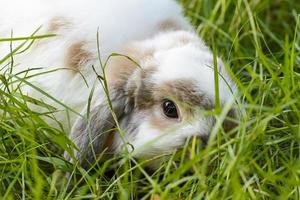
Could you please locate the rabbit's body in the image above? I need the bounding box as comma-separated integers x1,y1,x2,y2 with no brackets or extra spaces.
1,0,190,129
1,0,237,166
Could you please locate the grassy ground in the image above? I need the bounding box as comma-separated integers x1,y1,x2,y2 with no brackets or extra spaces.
1,0,300,199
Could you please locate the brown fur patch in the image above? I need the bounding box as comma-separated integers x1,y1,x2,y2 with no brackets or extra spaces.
104,132,115,151
106,43,158,117
106,55,138,85
157,18,182,31
134,67,158,109
65,41,92,69
137,79,214,130
131,77,214,118
48,17,71,32
152,80,213,110
106,42,155,91
31,17,71,49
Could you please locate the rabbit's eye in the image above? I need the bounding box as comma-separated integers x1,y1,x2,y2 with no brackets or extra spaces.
162,100,178,119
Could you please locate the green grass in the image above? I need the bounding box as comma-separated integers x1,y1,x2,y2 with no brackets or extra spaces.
1,0,300,199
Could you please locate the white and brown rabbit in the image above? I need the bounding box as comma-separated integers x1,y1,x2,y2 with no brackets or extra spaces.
0,0,238,167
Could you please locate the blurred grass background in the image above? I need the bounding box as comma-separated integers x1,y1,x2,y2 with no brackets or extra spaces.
0,0,300,199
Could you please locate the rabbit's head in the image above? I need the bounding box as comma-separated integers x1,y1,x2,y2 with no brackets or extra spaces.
68,31,238,167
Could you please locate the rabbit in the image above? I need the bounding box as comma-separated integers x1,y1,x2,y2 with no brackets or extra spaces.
0,0,238,167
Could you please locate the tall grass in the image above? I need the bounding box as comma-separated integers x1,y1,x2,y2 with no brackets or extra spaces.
0,0,300,199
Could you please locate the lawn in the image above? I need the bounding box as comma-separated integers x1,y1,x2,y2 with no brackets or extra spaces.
0,0,300,199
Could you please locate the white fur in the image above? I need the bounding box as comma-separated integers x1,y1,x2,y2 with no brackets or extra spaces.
0,0,237,164
0,0,191,127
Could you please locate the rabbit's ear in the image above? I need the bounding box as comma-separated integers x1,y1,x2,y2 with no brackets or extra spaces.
65,43,152,167
66,87,129,167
